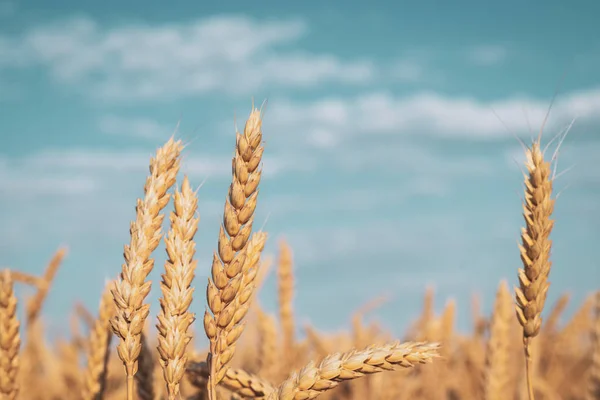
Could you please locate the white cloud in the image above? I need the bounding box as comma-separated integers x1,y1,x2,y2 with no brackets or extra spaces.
264,87,600,146
98,115,175,139
0,157,97,196
0,16,374,100
467,45,508,66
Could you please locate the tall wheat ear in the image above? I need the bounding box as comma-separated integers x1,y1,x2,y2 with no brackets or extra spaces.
203,106,267,400
0,269,20,400
514,138,555,400
157,175,200,400
110,137,184,400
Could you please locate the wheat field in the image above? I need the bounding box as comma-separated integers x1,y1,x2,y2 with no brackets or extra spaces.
0,105,598,400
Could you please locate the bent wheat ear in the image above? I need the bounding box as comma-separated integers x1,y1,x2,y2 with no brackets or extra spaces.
268,341,440,400
514,141,555,400
0,269,20,400
111,137,183,400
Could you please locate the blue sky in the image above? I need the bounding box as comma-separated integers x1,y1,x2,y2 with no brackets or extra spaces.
1,0,599,341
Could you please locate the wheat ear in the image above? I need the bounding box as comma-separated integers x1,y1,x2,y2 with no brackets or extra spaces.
204,107,265,400
26,247,66,323
3,270,43,287
514,140,555,400
484,280,512,400
157,175,199,400
0,269,20,400
256,307,279,383
81,280,116,400
277,239,295,368
111,137,183,400
267,341,440,400
587,291,600,400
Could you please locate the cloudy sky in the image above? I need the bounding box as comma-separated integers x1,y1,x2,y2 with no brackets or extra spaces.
1,0,599,340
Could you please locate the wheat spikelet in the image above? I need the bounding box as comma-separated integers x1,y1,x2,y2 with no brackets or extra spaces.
0,270,20,400
110,137,183,400
267,341,439,400
157,175,199,400
514,139,555,400
587,291,600,400
484,280,512,400
204,107,265,400
82,280,116,400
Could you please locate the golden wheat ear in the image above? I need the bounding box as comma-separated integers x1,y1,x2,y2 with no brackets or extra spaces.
111,137,183,400
157,175,200,400
268,341,440,400
514,140,555,400
204,106,266,400
0,269,21,400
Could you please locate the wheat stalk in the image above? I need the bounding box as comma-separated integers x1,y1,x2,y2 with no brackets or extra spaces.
111,137,183,400
157,175,199,400
267,341,440,400
0,269,20,400
514,140,555,400
204,107,265,400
